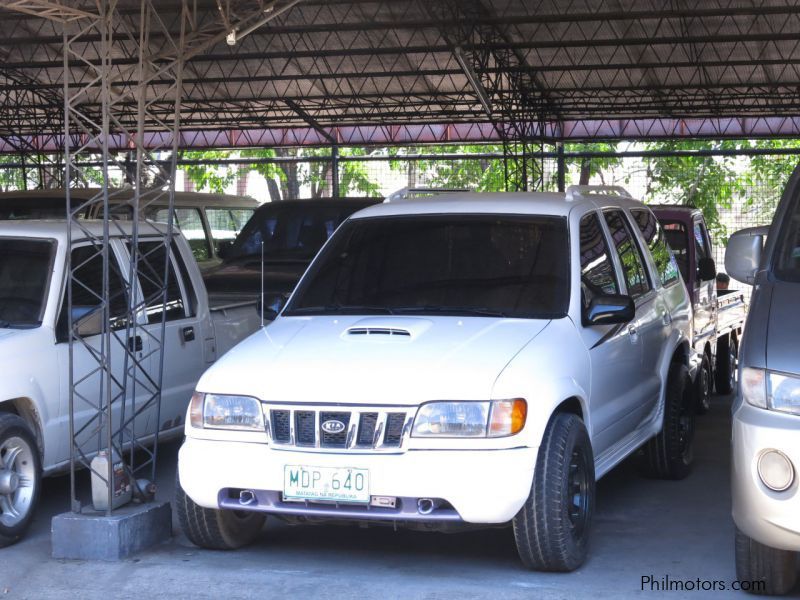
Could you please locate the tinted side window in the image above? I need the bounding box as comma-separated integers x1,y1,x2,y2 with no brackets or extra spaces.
631,209,681,286
776,195,800,280
135,241,188,323
662,221,689,282
579,212,620,308
603,210,651,298
693,221,709,260
57,245,130,341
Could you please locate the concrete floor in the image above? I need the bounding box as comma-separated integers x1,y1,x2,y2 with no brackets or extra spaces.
1,395,797,599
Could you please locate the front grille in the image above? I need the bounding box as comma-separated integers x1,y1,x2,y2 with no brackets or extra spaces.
295,411,316,446
383,413,406,446
357,412,378,446
271,410,290,443
264,405,411,451
319,411,350,447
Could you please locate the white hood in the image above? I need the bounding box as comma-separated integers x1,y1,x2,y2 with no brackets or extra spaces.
198,315,551,404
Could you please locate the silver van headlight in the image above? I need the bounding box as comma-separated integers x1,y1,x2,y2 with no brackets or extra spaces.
189,392,264,430
742,368,800,416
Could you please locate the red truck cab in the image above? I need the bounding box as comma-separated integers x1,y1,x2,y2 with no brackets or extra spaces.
651,206,747,413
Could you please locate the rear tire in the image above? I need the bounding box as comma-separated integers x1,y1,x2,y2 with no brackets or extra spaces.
513,413,595,572
695,353,712,415
641,363,695,480
0,414,41,548
175,471,265,550
735,527,798,595
715,334,738,395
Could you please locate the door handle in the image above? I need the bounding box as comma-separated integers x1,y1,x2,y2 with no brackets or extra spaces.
181,326,195,342
661,311,672,326
127,335,143,353
627,324,638,336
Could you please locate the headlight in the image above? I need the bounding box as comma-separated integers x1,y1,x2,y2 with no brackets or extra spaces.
742,368,800,416
189,392,263,430
412,399,527,438
769,372,800,416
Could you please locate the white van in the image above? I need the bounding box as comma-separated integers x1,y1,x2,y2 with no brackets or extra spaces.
0,188,258,268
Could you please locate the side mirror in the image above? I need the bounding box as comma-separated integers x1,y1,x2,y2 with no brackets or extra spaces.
725,226,769,285
217,240,234,260
698,257,717,282
74,307,104,337
583,294,635,326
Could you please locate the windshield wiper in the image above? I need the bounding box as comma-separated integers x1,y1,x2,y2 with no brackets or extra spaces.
0,319,9,328
284,304,395,315
392,305,510,318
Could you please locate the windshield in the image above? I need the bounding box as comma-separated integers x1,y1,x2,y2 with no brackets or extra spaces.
0,238,54,327
226,203,371,261
775,193,800,281
284,214,570,319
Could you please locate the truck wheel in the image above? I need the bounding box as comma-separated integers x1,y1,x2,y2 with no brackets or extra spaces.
0,414,41,548
513,413,595,572
695,353,712,415
175,471,265,550
735,527,798,595
715,335,737,395
641,363,695,480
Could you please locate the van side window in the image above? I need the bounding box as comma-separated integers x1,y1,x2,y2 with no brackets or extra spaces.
206,208,254,257
631,209,681,286
603,210,652,299
693,220,711,288
579,212,620,308
151,208,210,262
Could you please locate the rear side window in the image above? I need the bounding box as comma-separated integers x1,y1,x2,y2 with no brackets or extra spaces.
631,209,681,287
579,212,620,308
603,210,652,299
134,241,191,323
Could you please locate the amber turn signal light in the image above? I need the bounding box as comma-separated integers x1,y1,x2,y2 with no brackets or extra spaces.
488,398,527,437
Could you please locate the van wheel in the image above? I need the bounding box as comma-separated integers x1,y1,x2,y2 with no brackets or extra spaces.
715,335,737,395
695,353,712,415
0,414,41,548
175,471,265,550
641,363,695,480
735,527,798,595
513,413,595,572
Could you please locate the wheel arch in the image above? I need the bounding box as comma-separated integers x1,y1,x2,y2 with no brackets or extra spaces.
0,398,44,458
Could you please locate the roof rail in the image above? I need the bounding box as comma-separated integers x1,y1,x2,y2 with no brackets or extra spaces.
385,186,470,202
565,185,632,202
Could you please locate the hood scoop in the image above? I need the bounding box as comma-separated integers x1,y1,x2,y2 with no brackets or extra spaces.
342,316,433,340
348,327,410,337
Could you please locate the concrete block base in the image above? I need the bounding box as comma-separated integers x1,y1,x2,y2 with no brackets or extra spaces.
51,501,171,560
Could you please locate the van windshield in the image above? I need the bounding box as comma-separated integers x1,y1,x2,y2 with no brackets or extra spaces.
0,238,54,327
775,195,800,281
284,214,570,319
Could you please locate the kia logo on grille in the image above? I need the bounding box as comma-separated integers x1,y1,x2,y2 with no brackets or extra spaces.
321,419,346,434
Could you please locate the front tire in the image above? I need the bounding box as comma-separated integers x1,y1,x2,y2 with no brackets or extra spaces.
641,362,695,480
735,527,798,595
715,334,738,395
513,413,595,572
175,471,265,550
0,413,41,548
695,353,712,415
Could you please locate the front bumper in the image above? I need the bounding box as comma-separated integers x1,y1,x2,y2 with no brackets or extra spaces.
178,437,537,524
732,402,800,551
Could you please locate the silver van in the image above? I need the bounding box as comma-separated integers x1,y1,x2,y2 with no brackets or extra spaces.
726,166,800,595
0,188,258,269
